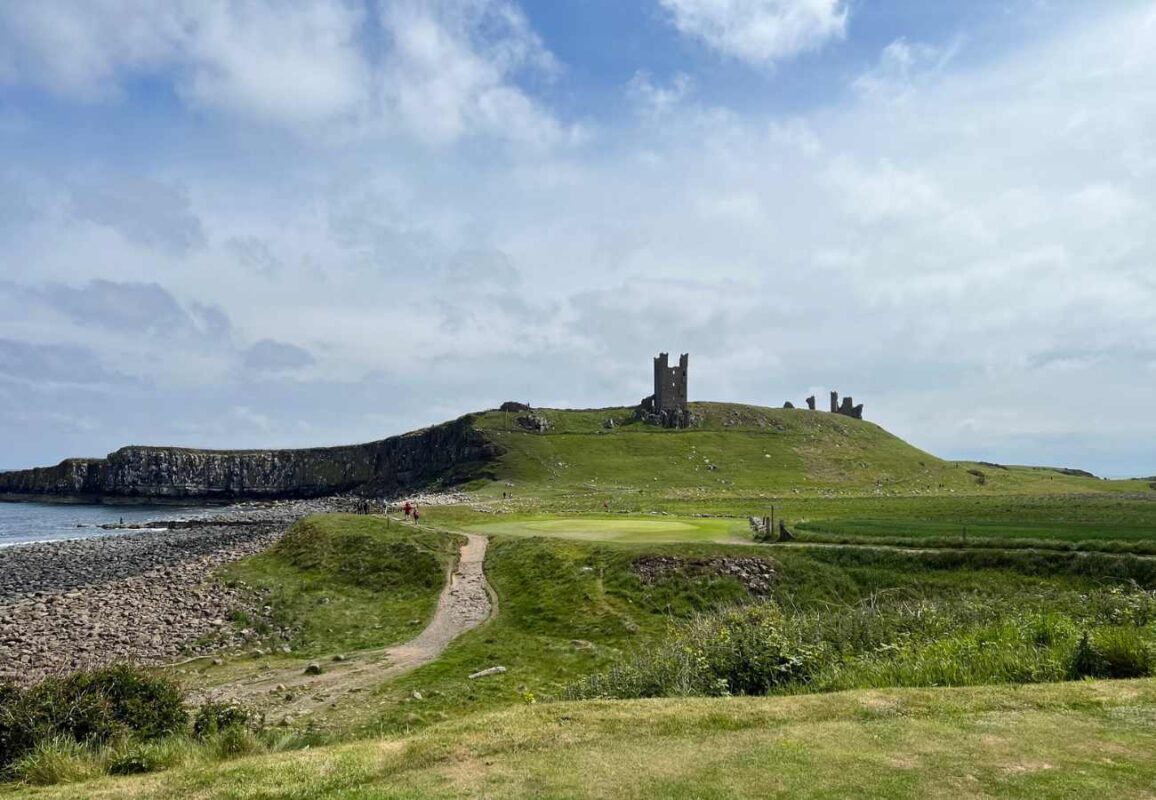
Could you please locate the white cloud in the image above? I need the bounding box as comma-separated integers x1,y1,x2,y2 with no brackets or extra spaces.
853,37,960,102
379,0,567,146
0,0,567,144
659,0,848,66
627,71,694,117
179,0,369,126
823,157,947,224
0,0,367,128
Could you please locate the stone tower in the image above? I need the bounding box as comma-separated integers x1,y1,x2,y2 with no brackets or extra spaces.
639,353,691,428
653,352,689,413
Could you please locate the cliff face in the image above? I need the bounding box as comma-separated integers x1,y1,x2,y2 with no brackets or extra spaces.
0,415,502,503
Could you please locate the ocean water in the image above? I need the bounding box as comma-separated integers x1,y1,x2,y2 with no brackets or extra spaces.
0,501,223,547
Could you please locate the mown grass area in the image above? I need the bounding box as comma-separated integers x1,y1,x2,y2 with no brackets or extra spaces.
14,679,1156,799
181,515,461,691
465,515,751,544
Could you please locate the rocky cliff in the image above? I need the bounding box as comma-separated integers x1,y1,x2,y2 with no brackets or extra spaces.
0,415,502,503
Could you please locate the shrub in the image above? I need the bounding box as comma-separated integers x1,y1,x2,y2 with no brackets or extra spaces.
65,664,187,740
193,700,262,739
687,605,827,695
0,666,186,776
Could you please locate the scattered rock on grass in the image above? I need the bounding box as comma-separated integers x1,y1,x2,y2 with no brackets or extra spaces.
468,666,507,679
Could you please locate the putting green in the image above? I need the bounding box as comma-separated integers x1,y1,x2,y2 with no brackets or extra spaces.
466,516,750,544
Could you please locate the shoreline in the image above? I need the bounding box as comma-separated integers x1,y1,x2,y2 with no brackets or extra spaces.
0,498,363,686
0,494,467,685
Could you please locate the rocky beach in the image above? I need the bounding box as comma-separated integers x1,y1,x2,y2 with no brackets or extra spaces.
0,493,479,686
0,497,365,685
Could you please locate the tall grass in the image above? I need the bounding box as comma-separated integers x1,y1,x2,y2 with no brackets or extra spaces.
566,587,1156,700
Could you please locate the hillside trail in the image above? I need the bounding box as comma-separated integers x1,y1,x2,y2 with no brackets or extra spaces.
195,532,495,718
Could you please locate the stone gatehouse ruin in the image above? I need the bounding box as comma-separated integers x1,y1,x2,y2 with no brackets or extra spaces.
638,352,693,428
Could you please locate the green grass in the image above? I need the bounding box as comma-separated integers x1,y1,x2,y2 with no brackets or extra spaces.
13,679,1156,799
316,535,773,737
180,515,461,692
465,403,1153,512
216,529,1156,739
226,514,461,656
466,515,751,544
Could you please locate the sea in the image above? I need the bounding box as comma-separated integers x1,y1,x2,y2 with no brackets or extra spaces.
0,501,224,547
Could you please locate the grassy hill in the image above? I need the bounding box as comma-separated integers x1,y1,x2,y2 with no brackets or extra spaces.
468,403,1150,505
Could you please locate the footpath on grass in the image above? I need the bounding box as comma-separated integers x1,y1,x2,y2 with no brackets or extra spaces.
195,531,495,720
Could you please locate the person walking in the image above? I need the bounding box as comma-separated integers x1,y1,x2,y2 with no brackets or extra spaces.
403,500,413,519
412,505,421,526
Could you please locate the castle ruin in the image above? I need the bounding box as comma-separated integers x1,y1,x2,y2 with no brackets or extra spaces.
638,352,693,428
830,391,864,420
782,390,864,419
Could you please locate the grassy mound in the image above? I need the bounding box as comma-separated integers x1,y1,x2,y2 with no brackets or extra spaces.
216,515,461,657
13,679,1156,799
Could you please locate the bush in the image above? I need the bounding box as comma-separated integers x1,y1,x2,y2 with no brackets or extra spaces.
0,665,186,776
569,603,829,699
688,605,827,695
193,700,262,739
65,664,187,740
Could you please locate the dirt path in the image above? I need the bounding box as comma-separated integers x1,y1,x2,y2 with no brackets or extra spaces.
196,533,494,718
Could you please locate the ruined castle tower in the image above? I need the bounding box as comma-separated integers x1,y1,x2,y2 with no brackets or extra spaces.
638,353,692,427
653,352,688,413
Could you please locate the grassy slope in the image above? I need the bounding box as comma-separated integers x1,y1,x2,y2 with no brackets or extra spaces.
445,404,1156,547
17,678,1156,799
178,515,461,690
278,535,773,736
471,403,1152,505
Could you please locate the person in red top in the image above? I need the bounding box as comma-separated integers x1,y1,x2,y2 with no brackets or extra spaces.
403,500,413,519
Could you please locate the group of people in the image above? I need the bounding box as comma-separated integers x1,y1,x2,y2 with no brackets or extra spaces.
350,497,421,525
402,500,421,525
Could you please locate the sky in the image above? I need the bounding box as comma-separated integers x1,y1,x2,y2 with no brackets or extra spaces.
0,0,1154,477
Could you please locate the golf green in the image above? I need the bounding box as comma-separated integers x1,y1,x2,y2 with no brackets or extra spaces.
466,516,750,543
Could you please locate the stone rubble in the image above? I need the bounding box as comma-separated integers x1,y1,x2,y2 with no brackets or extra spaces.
0,524,284,685
631,555,777,595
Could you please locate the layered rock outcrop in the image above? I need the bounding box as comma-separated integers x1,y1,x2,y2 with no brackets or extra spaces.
0,415,501,502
